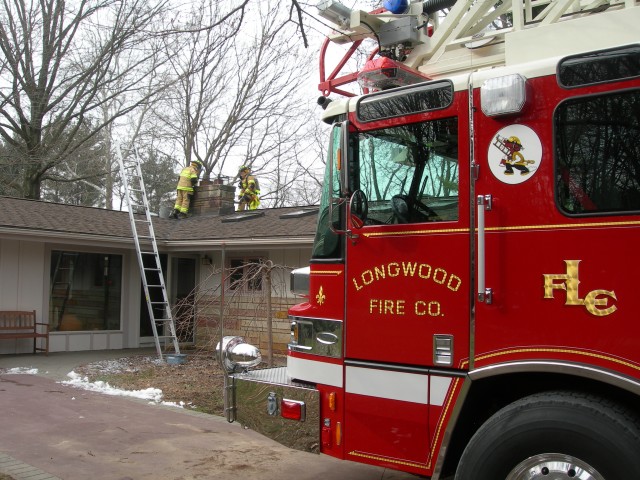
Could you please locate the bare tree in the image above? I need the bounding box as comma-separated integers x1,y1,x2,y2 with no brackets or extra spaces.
154,1,314,197
259,110,328,207
39,121,108,205
0,0,170,200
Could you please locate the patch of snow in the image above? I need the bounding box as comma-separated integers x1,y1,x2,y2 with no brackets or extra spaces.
62,371,164,403
161,400,185,408
76,356,162,376
4,367,39,375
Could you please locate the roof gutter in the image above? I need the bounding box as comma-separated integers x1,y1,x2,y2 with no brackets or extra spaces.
163,236,314,251
0,227,133,245
0,227,314,251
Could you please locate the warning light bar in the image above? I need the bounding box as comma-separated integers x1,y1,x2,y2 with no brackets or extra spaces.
357,57,430,91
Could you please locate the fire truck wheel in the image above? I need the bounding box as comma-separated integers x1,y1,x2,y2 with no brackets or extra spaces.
454,390,640,480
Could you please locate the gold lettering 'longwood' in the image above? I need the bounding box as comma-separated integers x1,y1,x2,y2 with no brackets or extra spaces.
352,262,462,293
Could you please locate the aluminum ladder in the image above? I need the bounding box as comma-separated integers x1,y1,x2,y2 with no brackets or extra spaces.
116,145,180,360
50,252,79,330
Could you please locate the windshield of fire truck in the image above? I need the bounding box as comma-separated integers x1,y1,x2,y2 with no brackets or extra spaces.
352,117,458,224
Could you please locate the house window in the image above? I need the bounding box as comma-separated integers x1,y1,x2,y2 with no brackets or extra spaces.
49,251,122,331
228,258,263,291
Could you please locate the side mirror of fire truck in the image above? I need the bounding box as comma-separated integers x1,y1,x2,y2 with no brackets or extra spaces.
349,189,369,229
328,121,359,239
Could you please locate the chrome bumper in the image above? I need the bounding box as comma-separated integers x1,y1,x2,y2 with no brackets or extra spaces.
227,366,320,453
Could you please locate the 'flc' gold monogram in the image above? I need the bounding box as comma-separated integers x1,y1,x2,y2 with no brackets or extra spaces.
543,260,617,316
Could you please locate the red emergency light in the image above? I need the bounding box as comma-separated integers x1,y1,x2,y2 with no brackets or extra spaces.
357,57,430,91
281,398,306,421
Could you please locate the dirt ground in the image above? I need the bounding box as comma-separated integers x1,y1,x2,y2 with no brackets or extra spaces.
0,351,422,480
73,348,284,416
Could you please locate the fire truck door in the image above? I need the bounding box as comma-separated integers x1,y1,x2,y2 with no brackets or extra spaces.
342,105,471,471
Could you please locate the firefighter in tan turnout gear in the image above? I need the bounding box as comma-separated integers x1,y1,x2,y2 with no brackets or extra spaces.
169,159,202,219
237,165,260,211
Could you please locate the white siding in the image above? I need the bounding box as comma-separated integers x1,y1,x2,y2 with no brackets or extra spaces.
0,240,45,354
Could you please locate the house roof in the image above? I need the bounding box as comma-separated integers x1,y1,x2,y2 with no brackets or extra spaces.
0,196,318,251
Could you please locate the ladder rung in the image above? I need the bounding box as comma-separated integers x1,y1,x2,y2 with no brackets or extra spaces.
144,267,161,272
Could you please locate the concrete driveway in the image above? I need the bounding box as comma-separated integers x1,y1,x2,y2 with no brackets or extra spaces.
0,352,418,480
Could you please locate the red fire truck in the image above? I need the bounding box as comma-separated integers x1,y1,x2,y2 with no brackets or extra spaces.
218,0,640,478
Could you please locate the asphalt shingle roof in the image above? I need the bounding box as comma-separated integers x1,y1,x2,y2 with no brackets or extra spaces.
0,196,318,248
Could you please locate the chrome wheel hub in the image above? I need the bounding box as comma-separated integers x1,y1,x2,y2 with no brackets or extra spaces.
506,454,605,480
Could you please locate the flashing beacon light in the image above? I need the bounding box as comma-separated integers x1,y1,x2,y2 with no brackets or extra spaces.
357,57,430,91
383,0,409,14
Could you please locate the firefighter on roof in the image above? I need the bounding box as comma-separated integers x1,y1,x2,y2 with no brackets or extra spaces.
169,159,202,219
237,165,260,211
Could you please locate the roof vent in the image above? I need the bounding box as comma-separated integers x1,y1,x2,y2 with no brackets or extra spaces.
221,211,265,223
279,208,319,219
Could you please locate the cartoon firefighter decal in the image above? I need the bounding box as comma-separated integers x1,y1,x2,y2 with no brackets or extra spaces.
496,135,534,175
487,124,542,185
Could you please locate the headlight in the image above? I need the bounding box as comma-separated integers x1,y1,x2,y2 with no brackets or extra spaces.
216,336,262,373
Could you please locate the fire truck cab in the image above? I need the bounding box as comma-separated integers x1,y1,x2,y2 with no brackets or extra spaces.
219,0,640,478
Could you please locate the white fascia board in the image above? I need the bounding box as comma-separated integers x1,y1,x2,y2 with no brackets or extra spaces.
0,227,314,251
164,237,314,250
0,227,133,245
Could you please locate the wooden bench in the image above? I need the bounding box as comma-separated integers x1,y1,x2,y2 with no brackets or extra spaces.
0,310,49,354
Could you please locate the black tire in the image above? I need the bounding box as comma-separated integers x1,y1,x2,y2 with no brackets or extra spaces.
455,391,640,480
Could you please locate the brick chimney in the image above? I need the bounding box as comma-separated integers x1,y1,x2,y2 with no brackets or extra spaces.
191,177,236,215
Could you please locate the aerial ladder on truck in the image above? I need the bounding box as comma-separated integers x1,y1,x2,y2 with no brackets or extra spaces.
318,0,639,97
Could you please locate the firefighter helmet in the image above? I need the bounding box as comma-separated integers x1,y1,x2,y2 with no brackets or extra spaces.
191,159,203,169
239,165,250,173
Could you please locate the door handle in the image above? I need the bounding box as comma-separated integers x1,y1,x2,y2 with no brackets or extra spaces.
476,195,492,304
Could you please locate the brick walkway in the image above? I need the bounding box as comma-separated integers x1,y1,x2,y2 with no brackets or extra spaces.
0,453,61,480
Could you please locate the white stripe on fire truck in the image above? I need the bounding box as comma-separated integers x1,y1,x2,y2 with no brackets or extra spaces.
287,356,343,387
430,375,452,406
346,367,452,406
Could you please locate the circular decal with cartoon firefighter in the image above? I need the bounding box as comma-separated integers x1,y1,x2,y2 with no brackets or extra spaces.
487,124,542,184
